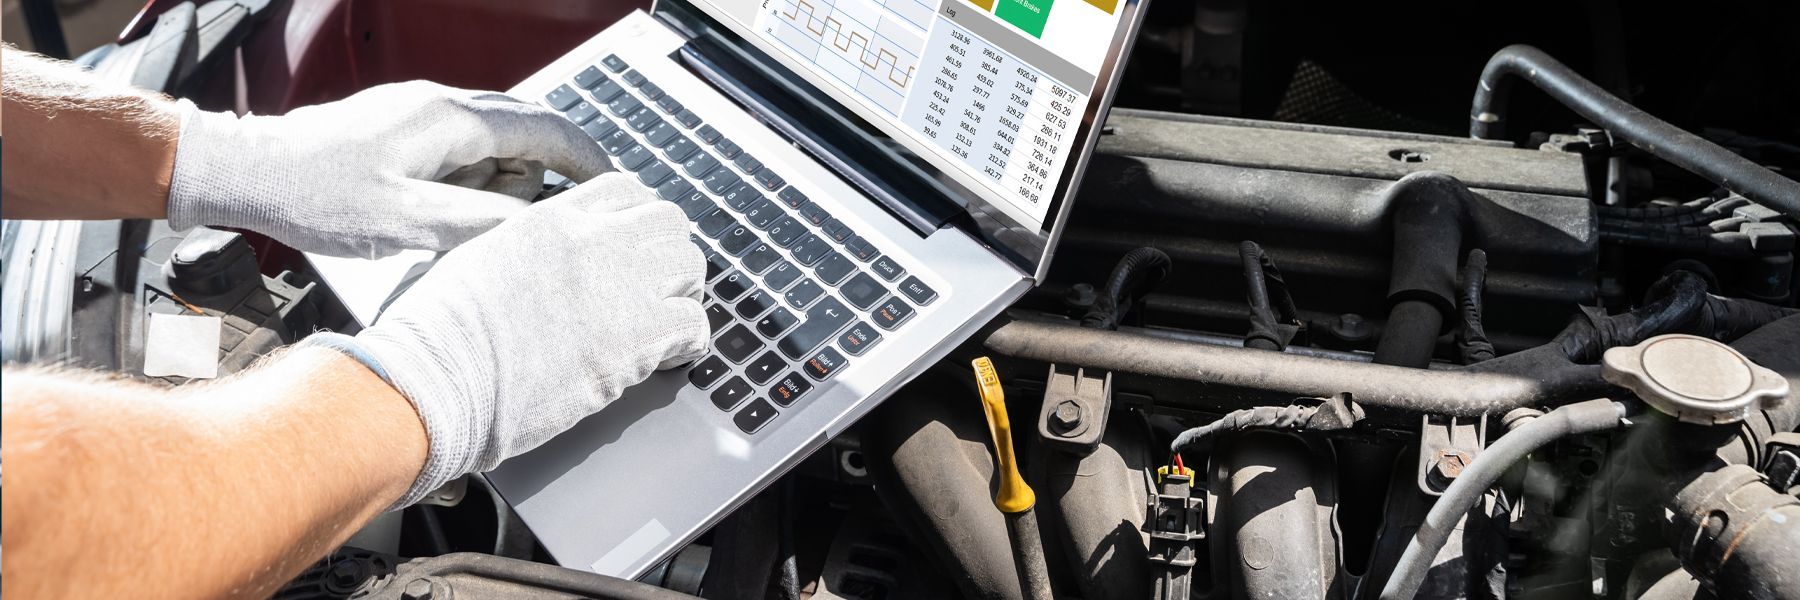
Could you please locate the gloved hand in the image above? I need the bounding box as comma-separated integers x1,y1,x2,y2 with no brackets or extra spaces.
308,174,709,507
168,81,611,258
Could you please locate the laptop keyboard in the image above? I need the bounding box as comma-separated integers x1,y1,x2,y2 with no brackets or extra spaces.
541,55,939,435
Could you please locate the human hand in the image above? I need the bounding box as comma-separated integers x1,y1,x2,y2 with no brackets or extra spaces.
318,173,708,507
168,81,609,258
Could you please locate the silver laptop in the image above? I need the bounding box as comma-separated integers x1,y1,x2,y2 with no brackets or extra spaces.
307,0,1147,578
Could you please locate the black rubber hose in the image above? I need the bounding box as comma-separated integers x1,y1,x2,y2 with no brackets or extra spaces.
1378,399,1628,600
1456,249,1496,364
1081,247,1172,330
1470,44,1800,217
1375,172,1475,367
1555,270,1710,363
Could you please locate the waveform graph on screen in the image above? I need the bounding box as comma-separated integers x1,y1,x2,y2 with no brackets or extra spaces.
765,0,931,115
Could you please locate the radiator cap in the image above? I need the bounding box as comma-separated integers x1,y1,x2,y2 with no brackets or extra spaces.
1602,334,1789,425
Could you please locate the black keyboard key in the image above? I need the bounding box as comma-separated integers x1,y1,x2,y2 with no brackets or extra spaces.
733,398,778,433
656,95,683,114
838,322,881,356
765,217,805,247
589,78,626,103
574,66,606,89
777,297,853,359
702,170,743,195
845,237,879,262
618,144,655,171
872,296,915,330
696,124,722,144
784,279,824,309
777,186,808,209
544,84,580,110
822,219,853,242
742,199,782,229
736,289,778,320
789,234,832,266
756,307,799,338
803,347,848,381
733,153,763,174
697,209,735,237
719,226,759,256
622,69,647,86
602,54,628,72
799,202,831,226
898,276,938,305
689,356,728,388
581,118,617,140
763,261,801,291
716,324,763,364
716,138,743,159
606,95,643,117
719,183,763,211
704,252,731,281
675,109,702,128
714,272,753,302
741,243,780,274
870,256,903,281
745,351,785,385
711,376,752,410
704,304,732,332
638,160,675,186
754,170,785,191
639,82,664,101
663,136,698,162
840,273,886,309
769,372,813,406
654,176,693,200
682,152,721,179
644,121,678,147
681,192,717,220
565,100,599,125
625,107,661,132
815,253,855,285
599,129,635,154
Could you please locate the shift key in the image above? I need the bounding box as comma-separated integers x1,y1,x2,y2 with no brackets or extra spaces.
776,297,853,360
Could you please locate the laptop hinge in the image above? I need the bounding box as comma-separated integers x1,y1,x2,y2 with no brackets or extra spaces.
662,22,964,238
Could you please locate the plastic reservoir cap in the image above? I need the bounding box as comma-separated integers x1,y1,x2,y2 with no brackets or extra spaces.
1601,334,1790,425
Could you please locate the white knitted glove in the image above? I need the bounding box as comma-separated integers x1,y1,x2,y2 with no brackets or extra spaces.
168,81,611,258
315,173,709,507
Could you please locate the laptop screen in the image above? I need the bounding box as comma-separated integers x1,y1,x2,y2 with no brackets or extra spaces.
671,0,1140,238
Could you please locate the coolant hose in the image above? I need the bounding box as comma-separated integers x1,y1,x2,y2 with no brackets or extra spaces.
1379,399,1628,600
1470,44,1800,218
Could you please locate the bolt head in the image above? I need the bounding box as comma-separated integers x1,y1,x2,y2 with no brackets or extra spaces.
402,579,437,600
1434,450,1471,478
1051,401,1083,430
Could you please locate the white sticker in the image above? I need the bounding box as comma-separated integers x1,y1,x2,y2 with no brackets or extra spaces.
143,313,223,379
590,519,670,576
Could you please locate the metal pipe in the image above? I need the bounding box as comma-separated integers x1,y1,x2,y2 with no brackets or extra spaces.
1470,44,1800,218
983,319,1609,417
1378,399,1628,600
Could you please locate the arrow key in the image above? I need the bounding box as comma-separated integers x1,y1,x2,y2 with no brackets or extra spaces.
746,351,785,385
733,398,778,434
710,376,752,410
688,356,729,389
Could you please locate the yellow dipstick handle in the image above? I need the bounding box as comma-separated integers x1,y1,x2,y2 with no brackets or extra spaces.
973,357,1035,514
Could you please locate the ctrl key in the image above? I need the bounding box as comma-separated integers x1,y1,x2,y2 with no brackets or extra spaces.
734,398,779,434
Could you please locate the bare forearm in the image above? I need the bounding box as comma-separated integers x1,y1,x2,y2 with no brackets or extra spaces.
0,46,180,220
0,347,428,599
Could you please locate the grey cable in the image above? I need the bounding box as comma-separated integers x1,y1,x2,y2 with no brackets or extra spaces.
1379,399,1628,600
